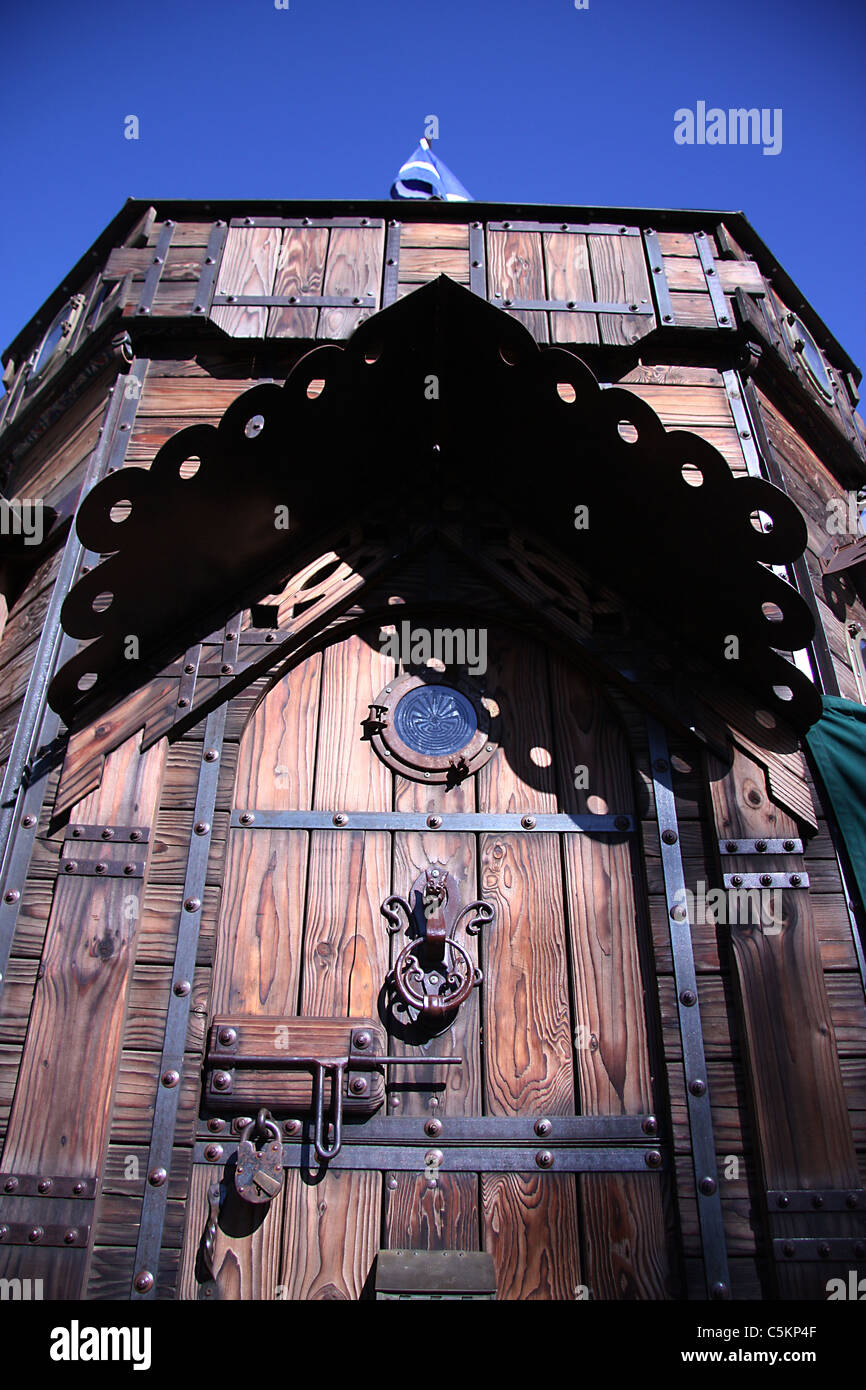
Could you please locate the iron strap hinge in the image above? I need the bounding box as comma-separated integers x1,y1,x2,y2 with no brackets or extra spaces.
229,810,634,833
0,1174,96,1198
723,872,809,889
718,838,803,855
0,1223,90,1247
773,1238,866,1262
767,1189,865,1214
66,824,149,844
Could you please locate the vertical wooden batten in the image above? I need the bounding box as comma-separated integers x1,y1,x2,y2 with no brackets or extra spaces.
706,741,865,1298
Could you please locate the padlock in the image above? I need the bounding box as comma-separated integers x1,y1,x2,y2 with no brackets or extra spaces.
234,1110,284,1204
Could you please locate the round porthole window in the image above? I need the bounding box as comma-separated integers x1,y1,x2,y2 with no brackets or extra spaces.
784,313,835,404
29,295,85,383
366,672,499,783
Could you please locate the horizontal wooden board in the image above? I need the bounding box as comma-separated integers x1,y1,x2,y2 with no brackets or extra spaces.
396,247,469,282
670,291,718,328
400,224,470,248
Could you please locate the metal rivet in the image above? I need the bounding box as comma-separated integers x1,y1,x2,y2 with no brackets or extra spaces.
211,1072,231,1092
680,989,697,1007
239,812,254,826
387,1176,398,1189
283,1119,302,1137
653,758,668,772
663,314,672,322
4,1178,18,1193
755,840,767,852
204,1145,224,1163
63,1229,78,1244
689,1079,706,1097
776,1193,789,1208
203,748,219,762
21,815,36,829
790,874,802,887
73,1182,85,1195
425,1150,444,1168
535,1151,554,1169
719,315,729,324
4,890,19,904
424,1118,443,1137
37,1178,52,1194
221,664,233,675
28,1227,44,1242
207,1118,225,1133
760,874,773,887
726,841,739,853
817,1242,831,1258
783,840,796,852
130,830,142,842
670,905,687,921
811,1194,824,1209
94,862,107,875
177,697,189,708
218,1027,237,1047
642,1116,658,1135
782,1242,795,1258
349,1077,368,1095
846,1193,859,1209
333,813,348,827
184,663,195,674
662,829,678,845
730,875,743,888
133,1271,154,1293
426,815,442,829
699,1177,717,1196
645,1151,662,1169
72,827,83,838
534,1118,552,1137
148,1168,167,1187
353,1031,371,1050
710,1282,729,1300
614,816,630,831
521,815,536,829
184,897,201,912
173,979,190,996
194,821,211,835
64,861,77,874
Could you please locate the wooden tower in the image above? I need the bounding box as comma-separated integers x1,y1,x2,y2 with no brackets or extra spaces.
0,199,864,1302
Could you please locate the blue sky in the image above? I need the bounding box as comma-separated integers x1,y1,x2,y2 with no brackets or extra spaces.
1,0,864,370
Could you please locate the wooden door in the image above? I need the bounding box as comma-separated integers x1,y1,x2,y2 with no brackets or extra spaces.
179,617,672,1300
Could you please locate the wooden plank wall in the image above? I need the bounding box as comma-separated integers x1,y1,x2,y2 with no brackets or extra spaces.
754,387,866,704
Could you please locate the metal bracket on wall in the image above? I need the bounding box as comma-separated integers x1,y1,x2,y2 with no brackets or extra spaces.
192,222,229,318
0,1174,96,1198
772,1238,866,1262
723,872,809,890
642,229,674,326
767,1189,865,1213
135,221,175,318
718,838,802,855
647,716,731,1300
469,221,486,299
694,232,734,330
382,220,401,307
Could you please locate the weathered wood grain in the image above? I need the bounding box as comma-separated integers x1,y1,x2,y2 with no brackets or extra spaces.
401,224,469,249
211,226,280,337
589,233,654,345
481,1172,582,1299
544,232,598,344
487,230,548,343
384,1173,480,1253
317,226,385,340
268,226,328,339
1,735,164,1181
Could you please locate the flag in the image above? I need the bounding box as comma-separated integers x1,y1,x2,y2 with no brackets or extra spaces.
390,138,473,201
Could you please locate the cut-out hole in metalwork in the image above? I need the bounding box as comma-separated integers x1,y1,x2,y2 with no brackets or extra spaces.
762,601,784,623
749,509,774,533
92,591,113,613
109,500,132,524
772,684,794,702
306,379,325,399
681,464,703,487
77,673,97,692
179,456,201,479
617,421,639,443
244,415,265,439
557,382,577,403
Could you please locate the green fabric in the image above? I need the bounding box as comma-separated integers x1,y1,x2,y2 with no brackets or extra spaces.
805,695,866,912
